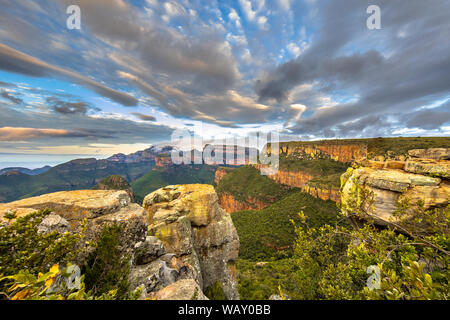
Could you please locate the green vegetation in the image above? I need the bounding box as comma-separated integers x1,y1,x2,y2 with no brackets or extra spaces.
235,189,449,299
204,282,227,300
132,164,216,204
93,175,132,192
216,166,295,204
0,211,141,300
232,191,341,261
233,191,344,299
83,224,131,299
305,173,343,188
0,210,82,281
278,136,450,159
280,156,348,177
0,159,154,203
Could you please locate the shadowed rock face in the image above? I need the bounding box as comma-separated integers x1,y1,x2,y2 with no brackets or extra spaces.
341,150,449,227
143,184,240,300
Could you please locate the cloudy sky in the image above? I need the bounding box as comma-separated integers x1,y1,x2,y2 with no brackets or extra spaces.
0,0,449,168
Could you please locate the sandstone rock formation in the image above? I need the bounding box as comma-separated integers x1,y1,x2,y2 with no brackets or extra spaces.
301,185,340,203
266,142,367,163
148,279,208,300
214,167,231,185
341,150,449,227
143,184,240,300
0,186,240,300
218,193,271,213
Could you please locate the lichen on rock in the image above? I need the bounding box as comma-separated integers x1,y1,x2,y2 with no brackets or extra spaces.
143,184,240,300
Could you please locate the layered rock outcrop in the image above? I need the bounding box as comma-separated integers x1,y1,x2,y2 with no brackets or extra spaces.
301,185,340,203
267,142,367,163
341,150,449,227
214,167,230,185
143,184,240,300
252,164,314,188
218,193,271,213
0,186,240,300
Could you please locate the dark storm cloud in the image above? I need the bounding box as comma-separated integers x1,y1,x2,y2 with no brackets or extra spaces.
130,112,156,122
1,90,23,104
0,44,139,107
46,97,100,115
257,0,450,136
0,81,16,88
0,104,174,145
403,103,450,130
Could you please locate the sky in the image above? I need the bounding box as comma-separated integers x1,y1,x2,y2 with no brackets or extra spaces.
0,0,449,168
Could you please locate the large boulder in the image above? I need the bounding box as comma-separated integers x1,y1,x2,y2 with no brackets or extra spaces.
341,156,449,227
148,279,208,300
0,190,148,261
143,184,240,300
0,187,239,300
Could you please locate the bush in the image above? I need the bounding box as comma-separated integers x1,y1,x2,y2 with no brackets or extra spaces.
0,210,82,288
83,224,131,299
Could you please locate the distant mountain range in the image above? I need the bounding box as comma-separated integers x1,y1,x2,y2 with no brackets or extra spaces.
0,166,52,176
0,144,251,203
0,145,178,203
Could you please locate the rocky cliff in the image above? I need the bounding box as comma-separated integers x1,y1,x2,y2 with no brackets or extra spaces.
0,185,240,300
143,185,240,299
301,185,340,203
214,167,229,185
341,149,449,227
218,192,271,213
266,141,367,163
154,154,172,168
252,164,314,188
93,175,134,200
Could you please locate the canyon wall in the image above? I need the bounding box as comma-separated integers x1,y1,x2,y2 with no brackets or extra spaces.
218,193,272,213
301,185,341,203
267,142,368,163
252,164,314,188
214,167,230,185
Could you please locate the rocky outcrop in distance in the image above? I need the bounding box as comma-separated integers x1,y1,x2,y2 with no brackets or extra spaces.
266,142,367,163
341,149,449,227
301,185,341,203
92,175,134,200
0,185,240,300
218,192,272,213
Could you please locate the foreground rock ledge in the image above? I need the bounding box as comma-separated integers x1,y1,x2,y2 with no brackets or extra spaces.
0,187,240,300
341,155,449,227
143,184,240,300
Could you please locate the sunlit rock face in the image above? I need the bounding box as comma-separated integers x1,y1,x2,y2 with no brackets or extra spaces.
341,149,449,228
0,188,238,299
143,184,240,300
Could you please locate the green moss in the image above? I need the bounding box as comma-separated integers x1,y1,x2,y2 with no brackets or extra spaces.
204,281,227,300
